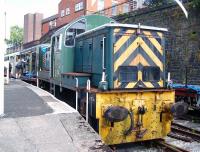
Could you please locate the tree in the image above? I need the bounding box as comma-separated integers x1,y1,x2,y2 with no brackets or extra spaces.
5,25,23,46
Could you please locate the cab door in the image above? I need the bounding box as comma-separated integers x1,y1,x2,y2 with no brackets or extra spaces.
51,34,62,80
113,28,139,89
139,30,164,88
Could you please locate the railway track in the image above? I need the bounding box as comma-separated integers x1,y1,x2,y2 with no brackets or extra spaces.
110,139,190,152
168,122,200,142
155,140,189,152
177,113,200,123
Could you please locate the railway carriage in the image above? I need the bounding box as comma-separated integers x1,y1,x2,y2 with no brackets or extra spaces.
16,44,50,82
37,44,51,82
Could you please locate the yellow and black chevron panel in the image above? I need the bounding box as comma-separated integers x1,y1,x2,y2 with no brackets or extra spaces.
113,28,165,89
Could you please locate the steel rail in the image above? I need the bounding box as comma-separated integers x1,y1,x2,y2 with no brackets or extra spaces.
171,122,200,142
156,140,189,152
168,132,193,142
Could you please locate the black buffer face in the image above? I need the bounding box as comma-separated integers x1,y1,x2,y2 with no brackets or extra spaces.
104,106,129,122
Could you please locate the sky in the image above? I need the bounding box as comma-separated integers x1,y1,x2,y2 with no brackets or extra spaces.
5,0,60,38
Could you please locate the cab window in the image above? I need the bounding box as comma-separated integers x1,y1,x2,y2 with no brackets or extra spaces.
118,66,138,82
142,66,160,81
65,19,86,46
52,36,61,52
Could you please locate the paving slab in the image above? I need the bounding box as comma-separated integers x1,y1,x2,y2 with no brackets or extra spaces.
59,113,111,152
2,79,110,152
4,80,53,118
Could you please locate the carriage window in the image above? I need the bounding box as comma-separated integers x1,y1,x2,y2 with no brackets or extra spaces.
65,19,86,46
118,66,138,82
142,66,160,81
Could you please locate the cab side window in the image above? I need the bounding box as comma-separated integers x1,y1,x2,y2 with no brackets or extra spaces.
65,19,86,47
55,36,60,52
142,66,160,81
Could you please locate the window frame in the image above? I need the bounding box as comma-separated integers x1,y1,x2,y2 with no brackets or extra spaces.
118,66,138,83
64,18,87,48
66,7,70,15
97,0,104,11
111,1,118,16
123,3,129,13
142,66,161,82
75,2,84,12
51,34,62,52
60,9,65,17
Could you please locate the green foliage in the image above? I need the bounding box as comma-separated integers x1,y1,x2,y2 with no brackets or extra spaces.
191,0,200,9
5,25,23,46
189,31,198,41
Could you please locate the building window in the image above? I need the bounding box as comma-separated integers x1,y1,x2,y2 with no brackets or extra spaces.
49,19,56,29
49,21,53,28
66,8,70,15
60,10,65,17
123,3,129,13
133,1,137,9
98,0,104,11
130,0,138,11
111,1,118,16
75,2,84,12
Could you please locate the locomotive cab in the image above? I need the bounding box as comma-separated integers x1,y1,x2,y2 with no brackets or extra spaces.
75,23,167,90
112,25,165,89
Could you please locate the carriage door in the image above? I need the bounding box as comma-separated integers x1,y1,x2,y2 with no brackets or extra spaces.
51,37,55,78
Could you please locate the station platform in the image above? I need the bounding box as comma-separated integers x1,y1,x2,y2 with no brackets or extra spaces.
3,79,111,152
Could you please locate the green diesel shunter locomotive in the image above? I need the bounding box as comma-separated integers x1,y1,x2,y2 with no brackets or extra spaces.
61,23,178,145
37,15,182,145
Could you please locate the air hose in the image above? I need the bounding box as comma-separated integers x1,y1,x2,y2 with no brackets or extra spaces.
124,110,134,136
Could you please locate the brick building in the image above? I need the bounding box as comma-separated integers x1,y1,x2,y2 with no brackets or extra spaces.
41,14,58,36
23,13,43,44
39,0,145,42
56,0,128,27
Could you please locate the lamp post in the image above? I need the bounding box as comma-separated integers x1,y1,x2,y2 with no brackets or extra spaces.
4,11,6,40
0,0,5,116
